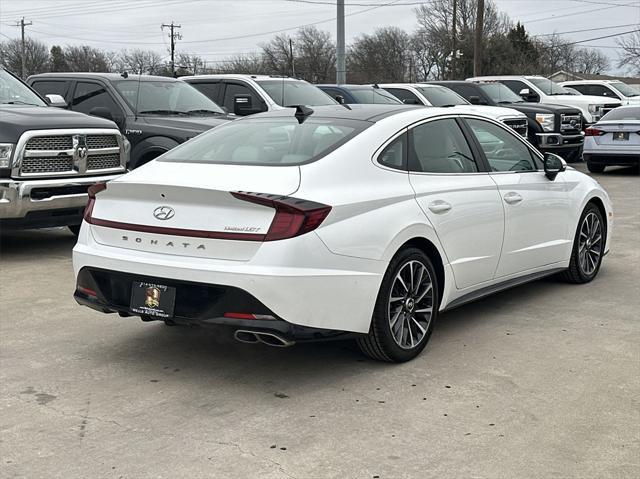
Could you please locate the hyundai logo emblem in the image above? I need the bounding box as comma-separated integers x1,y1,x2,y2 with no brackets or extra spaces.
153,206,175,220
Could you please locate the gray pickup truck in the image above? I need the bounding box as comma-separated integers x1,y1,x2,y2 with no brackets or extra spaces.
1,68,128,234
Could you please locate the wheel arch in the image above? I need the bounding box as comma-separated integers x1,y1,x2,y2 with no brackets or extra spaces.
130,136,179,169
586,195,608,248
397,236,446,304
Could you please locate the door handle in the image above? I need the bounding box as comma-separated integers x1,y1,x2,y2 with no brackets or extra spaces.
428,200,452,214
503,192,523,204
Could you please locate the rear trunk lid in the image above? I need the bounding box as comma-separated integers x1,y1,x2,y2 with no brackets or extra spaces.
590,120,640,148
89,161,300,261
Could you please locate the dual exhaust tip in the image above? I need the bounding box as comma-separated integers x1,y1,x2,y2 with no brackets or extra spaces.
234,329,295,348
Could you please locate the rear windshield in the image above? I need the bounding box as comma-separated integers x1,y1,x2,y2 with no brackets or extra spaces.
160,116,370,165
601,106,640,121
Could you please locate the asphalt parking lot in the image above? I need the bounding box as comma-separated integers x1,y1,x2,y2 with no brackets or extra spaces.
1,163,638,479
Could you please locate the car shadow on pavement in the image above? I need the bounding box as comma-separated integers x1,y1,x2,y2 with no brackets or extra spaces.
589,165,639,176
0,227,76,260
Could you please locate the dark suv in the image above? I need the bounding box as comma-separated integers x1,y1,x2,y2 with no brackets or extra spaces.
28,73,233,169
430,81,585,161
316,84,402,105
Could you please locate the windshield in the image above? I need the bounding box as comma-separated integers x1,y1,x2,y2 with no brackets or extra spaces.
113,79,225,115
0,69,46,106
256,80,337,107
610,81,640,97
478,83,523,103
416,86,467,106
528,77,570,96
160,117,369,165
349,87,402,104
601,106,639,121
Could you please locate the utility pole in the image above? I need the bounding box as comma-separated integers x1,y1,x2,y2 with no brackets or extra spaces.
336,0,346,84
450,0,457,80
14,17,32,79
473,0,484,77
289,38,295,77
162,21,182,77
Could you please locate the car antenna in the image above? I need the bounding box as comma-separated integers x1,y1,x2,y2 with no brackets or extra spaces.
133,71,142,121
294,105,313,124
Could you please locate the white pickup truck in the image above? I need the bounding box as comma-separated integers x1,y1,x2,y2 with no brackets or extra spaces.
467,76,622,127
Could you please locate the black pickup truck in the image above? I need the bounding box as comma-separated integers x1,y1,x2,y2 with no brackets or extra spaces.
430,81,585,161
1,67,127,233
28,73,233,169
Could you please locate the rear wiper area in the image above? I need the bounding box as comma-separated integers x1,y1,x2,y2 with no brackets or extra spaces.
138,109,187,115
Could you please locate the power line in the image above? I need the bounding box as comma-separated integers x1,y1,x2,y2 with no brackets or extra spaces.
533,23,640,37
161,21,182,76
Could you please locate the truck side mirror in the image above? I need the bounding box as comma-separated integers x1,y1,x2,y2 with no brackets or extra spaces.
234,94,253,116
335,95,345,104
89,106,114,121
468,95,481,105
519,88,538,102
45,94,67,108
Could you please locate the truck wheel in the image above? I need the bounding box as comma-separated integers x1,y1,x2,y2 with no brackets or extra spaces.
587,162,605,173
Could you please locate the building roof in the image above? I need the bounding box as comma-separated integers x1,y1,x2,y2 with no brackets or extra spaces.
549,70,640,85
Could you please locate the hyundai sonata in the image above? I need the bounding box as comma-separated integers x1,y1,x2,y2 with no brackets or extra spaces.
73,104,612,362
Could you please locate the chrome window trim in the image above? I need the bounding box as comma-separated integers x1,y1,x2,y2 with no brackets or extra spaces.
11,128,126,178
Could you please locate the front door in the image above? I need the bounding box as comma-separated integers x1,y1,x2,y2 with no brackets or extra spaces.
464,117,573,278
407,117,504,290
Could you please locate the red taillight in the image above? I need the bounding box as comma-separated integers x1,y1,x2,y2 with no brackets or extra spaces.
231,192,332,241
83,182,108,223
223,312,276,320
585,128,605,137
77,286,97,297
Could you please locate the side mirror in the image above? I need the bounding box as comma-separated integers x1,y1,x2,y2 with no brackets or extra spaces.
89,106,114,121
468,95,481,105
234,94,253,116
543,153,567,181
402,98,421,105
519,88,530,96
45,94,67,108
335,95,345,104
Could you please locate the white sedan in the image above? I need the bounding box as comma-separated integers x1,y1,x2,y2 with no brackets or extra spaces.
584,105,640,173
73,104,613,362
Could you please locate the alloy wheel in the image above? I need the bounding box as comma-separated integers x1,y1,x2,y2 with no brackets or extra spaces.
578,211,602,276
388,260,434,349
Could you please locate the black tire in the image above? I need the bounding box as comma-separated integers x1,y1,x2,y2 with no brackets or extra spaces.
560,203,605,284
357,247,439,363
68,224,81,236
587,162,605,173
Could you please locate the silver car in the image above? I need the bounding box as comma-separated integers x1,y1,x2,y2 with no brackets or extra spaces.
584,105,640,173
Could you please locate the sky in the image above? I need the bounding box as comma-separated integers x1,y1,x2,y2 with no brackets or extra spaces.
0,0,639,75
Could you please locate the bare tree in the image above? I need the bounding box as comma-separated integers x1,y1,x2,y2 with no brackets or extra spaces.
574,48,610,75
294,26,336,83
210,53,267,74
261,33,294,75
120,49,166,74
64,45,109,72
0,37,49,76
617,30,640,74
537,34,576,75
348,27,412,83
176,53,205,76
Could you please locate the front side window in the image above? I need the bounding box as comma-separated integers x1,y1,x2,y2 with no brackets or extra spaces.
190,81,222,103
588,84,619,98
223,82,265,114
72,82,121,116
0,69,46,106
160,117,369,166
30,80,70,99
349,88,402,104
478,83,524,104
415,86,468,107
409,119,477,173
113,79,225,115
256,80,336,107
385,88,423,105
466,118,536,172
528,78,570,96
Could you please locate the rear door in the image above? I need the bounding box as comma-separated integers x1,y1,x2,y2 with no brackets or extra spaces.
407,117,504,289
463,117,573,278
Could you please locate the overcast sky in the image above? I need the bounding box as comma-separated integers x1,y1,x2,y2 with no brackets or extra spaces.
1,0,639,74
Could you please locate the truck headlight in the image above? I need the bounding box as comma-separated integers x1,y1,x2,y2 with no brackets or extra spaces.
535,113,555,132
587,104,601,114
0,143,14,169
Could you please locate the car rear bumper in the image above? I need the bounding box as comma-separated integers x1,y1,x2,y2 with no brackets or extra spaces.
583,153,639,166
73,225,384,334
0,174,123,228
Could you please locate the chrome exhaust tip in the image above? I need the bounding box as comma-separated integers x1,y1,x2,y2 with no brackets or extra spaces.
234,330,295,348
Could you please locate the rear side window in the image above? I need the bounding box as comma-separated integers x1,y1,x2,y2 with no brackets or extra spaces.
378,134,406,170
72,82,121,116
568,84,589,95
385,88,423,105
31,80,70,98
161,117,370,166
409,119,477,173
190,82,222,103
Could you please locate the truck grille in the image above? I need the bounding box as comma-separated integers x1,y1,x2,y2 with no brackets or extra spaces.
87,153,121,170
560,114,582,134
16,131,124,177
21,156,74,174
503,118,528,138
602,104,619,116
